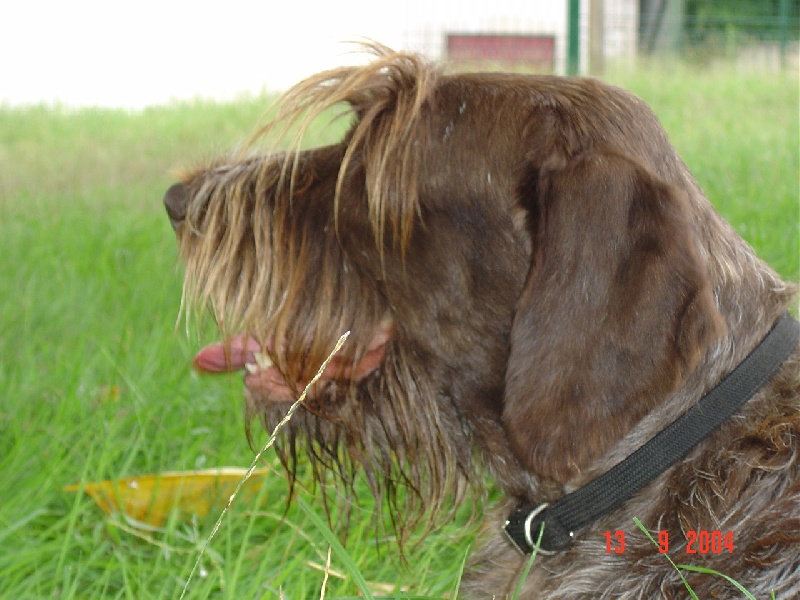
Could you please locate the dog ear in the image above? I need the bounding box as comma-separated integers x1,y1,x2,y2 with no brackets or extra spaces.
503,150,726,483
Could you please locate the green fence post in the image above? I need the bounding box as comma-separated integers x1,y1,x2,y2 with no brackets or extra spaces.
779,0,790,69
568,0,580,75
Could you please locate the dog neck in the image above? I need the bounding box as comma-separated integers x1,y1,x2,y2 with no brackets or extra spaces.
504,312,799,555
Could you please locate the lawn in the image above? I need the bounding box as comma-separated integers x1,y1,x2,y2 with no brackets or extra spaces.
0,63,797,599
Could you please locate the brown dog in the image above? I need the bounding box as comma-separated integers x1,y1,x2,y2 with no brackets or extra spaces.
163,45,799,597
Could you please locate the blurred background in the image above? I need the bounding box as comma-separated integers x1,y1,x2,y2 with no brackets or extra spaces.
3,0,798,108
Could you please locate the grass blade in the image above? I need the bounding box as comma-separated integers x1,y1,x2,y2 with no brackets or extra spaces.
179,332,350,599
674,565,759,600
510,522,543,600
450,544,471,600
297,496,374,600
633,517,698,600
634,518,765,600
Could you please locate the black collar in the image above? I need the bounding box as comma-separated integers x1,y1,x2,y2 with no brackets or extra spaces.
505,312,799,555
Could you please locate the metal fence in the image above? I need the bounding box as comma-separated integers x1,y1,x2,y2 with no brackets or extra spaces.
400,0,799,75
640,0,799,70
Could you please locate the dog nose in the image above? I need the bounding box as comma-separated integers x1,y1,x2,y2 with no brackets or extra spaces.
164,183,188,231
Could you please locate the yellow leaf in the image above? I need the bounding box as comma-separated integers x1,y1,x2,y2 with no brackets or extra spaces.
64,467,268,527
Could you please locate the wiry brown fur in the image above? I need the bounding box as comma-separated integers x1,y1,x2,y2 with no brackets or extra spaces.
164,44,800,596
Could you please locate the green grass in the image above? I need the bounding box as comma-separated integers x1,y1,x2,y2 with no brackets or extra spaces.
1,65,797,599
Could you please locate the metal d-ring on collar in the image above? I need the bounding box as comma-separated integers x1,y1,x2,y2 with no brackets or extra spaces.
502,502,553,556
504,312,800,555
523,503,549,549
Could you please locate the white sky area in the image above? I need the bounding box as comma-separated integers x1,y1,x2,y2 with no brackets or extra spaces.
1,0,566,108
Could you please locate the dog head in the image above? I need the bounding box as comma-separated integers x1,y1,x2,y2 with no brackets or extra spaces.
164,44,725,538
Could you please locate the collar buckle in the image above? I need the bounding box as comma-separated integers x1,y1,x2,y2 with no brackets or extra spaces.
504,503,566,555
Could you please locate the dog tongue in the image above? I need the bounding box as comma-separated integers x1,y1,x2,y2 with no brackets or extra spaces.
193,334,261,372
192,325,392,389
